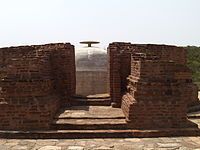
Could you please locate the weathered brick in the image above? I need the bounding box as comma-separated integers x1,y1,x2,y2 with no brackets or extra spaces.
0,43,75,130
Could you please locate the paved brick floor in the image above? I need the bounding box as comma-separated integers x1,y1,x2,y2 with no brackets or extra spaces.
0,137,200,150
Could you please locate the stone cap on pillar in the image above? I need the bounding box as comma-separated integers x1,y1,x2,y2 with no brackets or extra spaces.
80,41,100,47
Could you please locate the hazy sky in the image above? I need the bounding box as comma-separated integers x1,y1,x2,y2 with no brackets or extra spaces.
0,0,199,48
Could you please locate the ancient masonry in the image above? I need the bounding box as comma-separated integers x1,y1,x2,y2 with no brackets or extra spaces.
108,43,198,129
0,42,199,136
0,43,75,130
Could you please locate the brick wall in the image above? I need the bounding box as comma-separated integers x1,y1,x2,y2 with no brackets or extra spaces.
0,43,75,130
0,41,198,130
132,44,187,65
109,42,198,129
108,43,198,107
50,44,75,104
108,42,132,107
122,60,196,129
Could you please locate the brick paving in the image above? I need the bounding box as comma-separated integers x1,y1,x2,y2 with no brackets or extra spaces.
0,137,200,150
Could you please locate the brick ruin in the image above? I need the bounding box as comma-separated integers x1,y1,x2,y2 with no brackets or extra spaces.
0,42,199,131
109,43,199,129
0,43,75,130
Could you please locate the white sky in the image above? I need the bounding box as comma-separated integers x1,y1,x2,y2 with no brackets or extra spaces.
0,0,200,48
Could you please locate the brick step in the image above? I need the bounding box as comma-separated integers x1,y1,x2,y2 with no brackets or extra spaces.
1,128,200,139
73,93,110,99
188,111,200,119
51,118,127,130
54,106,125,119
55,116,125,119
52,106,127,130
71,98,111,106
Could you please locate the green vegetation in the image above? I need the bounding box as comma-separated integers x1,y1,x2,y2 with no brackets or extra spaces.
185,46,200,89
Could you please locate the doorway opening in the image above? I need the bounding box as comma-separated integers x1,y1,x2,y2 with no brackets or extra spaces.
74,41,110,99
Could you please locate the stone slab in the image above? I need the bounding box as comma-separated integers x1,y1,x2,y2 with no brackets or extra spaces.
55,106,125,119
54,119,126,125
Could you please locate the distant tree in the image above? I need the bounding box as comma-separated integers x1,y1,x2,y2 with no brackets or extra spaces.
185,46,200,89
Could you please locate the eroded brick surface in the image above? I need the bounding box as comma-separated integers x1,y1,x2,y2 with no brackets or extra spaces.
0,43,75,130
108,43,199,129
0,42,198,132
